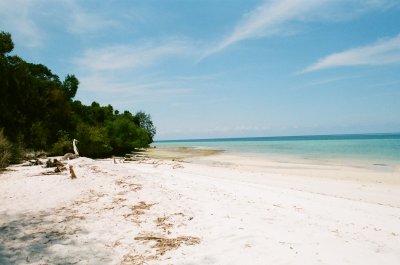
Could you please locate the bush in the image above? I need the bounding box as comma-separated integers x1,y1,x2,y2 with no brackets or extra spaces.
29,122,49,150
76,123,112,158
0,129,12,169
10,134,24,164
107,117,151,154
51,130,72,155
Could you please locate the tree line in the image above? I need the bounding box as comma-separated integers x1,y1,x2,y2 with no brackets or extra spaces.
0,31,156,167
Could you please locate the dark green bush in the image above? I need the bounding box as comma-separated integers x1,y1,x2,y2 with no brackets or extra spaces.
76,123,112,158
107,116,151,154
0,129,12,169
51,131,72,155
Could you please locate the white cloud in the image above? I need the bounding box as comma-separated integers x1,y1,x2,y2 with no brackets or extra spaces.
74,38,204,107
80,74,192,95
206,0,323,56
63,1,119,35
202,0,399,58
0,0,45,48
294,75,362,89
0,0,121,47
77,73,195,110
75,39,195,72
301,34,400,73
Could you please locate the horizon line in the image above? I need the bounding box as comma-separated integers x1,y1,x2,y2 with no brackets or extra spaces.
154,131,400,143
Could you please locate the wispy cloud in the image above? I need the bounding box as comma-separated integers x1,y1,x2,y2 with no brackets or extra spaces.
75,39,195,72
74,39,202,106
0,0,45,48
80,74,192,95
294,75,362,89
202,0,399,59
0,0,121,47
301,34,400,73
77,73,195,109
203,0,323,57
63,1,119,35
174,74,220,81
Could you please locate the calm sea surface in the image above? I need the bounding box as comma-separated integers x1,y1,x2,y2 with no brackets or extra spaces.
155,133,400,166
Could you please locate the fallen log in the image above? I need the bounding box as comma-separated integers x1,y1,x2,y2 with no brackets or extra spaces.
69,165,77,179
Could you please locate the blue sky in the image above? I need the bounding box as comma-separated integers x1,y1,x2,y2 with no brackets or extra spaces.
1,0,400,140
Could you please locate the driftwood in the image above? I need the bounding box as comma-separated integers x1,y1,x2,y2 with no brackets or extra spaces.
44,158,67,173
28,159,43,166
23,151,47,161
46,158,63,168
62,153,78,160
69,165,77,179
123,153,149,163
54,165,66,173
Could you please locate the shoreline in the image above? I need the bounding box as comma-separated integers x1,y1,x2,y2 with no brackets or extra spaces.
150,145,400,175
1,151,400,264
154,133,400,169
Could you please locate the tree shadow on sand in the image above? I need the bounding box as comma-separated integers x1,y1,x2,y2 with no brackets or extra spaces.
0,211,112,265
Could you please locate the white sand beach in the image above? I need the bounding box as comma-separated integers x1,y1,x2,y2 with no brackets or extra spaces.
1,151,400,264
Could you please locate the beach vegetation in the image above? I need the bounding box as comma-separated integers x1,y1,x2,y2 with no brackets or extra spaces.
107,115,151,154
0,129,12,169
0,31,156,160
51,130,72,156
134,111,156,142
0,129,23,169
76,123,112,158
0,31,13,55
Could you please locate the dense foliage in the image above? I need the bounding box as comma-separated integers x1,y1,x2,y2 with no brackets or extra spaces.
0,129,12,169
0,31,156,165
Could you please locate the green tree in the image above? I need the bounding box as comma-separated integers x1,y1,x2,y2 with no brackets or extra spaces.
0,129,12,169
134,111,156,141
0,31,157,160
76,123,112,158
62,74,79,99
107,116,150,154
30,122,49,150
51,130,72,155
0,31,13,55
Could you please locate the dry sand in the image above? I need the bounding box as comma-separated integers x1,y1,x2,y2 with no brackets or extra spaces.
1,151,399,264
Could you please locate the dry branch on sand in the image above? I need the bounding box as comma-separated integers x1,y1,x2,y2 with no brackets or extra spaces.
120,254,158,265
134,234,200,256
123,153,149,163
155,217,173,233
69,165,77,179
115,179,143,192
130,201,156,216
62,153,78,160
44,158,67,173
123,201,157,225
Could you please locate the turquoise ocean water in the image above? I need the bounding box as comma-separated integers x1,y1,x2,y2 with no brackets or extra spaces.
155,133,400,166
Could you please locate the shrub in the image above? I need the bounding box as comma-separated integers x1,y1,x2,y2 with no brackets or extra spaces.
0,129,12,169
107,117,151,154
51,130,72,155
76,123,112,158
9,134,24,164
29,122,49,150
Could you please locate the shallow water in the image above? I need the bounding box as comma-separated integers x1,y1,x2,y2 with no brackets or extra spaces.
155,133,400,167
